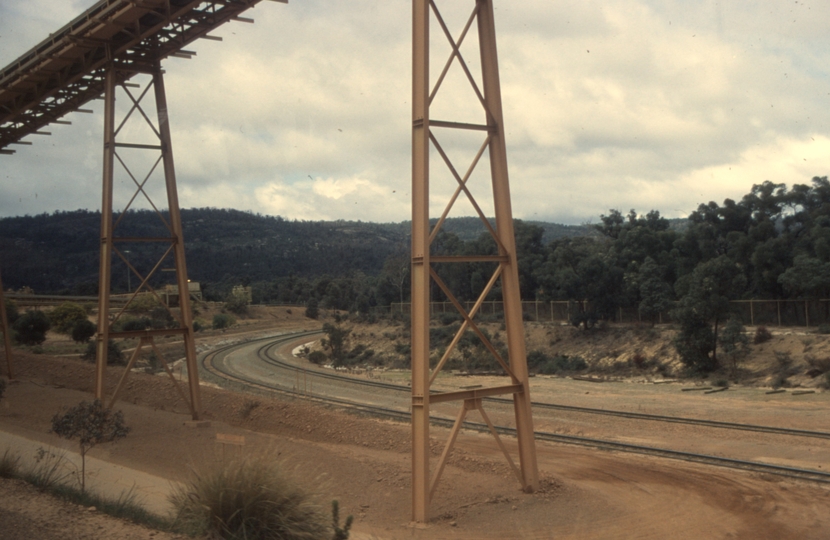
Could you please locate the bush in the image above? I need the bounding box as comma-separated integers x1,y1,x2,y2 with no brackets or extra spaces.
192,318,207,332
308,351,327,365
0,448,19,479
212,313,236,330
169,454,331,540
71,319,96,344
82,340,125,366
224,294,249,316
4,298,19,325
127,294,161,313
818,324,830,335
437,312,460,326
115,316,151,332
49,303,88,334
754,326,773,344
150,306,176,329
527,350,587,374
12,310,50,345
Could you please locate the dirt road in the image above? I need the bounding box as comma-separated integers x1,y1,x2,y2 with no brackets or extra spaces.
1,330,829,538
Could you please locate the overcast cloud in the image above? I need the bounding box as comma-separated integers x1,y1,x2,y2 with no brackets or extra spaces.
1,0,829,224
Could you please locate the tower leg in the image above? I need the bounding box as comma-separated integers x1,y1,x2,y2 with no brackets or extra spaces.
477,0,539,491
411,0,431,523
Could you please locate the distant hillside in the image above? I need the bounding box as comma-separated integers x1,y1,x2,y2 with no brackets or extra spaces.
435,216,598,243
0,209,596,295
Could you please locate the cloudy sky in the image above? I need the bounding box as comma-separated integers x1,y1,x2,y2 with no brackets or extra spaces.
1,0,829,225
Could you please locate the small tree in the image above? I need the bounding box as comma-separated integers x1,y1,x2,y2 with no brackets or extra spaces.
305,297,319,320
82,340,125,365
12,310,50,346
638,257,674,326
720,316,749,380
321,322,351,368
50,400,130,492
71,319,96,344
49,302,88,334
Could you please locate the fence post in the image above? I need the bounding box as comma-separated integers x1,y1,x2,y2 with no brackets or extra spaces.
777,300,781,327
806,300,810,328
750,299,754,326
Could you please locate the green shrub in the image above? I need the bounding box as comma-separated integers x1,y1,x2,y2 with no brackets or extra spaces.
0,448,19,479
127,294,161,313
12,310,50,345
82,340,125,366
150,306,176,329
525,350,550,370
537,354,588,375
4,298,19,325
754,326,773,344
169,454,330,540
115,316,151,332
71,319,97,344
818,324,830,335
308,351,327,365
193,318,207,332
224,294,249,316
49,303,88,334
212,313,236,329
437,312,460,326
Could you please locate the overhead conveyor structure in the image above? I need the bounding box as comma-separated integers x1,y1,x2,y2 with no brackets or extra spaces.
0,0,286,421
1,0,539,523
0,0,285,154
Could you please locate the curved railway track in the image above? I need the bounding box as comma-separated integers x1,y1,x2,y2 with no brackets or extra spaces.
201,331,830,484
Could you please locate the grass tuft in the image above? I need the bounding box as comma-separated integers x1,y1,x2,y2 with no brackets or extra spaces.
169,453,330,540
0,448,20,478
0,445,169,531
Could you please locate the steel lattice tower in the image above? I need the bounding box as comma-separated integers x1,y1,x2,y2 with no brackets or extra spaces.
410,0,539,522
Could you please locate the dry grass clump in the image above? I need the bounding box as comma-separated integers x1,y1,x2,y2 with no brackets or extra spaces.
169,453,330,540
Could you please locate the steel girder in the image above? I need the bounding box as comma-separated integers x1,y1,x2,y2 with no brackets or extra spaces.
0,0,281,153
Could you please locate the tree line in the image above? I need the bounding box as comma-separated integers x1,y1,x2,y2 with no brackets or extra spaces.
4,177,830,370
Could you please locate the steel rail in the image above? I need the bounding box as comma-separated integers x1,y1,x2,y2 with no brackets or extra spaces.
253,336,830,441
199,332,830,485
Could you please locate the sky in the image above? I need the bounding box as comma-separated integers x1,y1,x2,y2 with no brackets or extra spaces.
1,0,830,225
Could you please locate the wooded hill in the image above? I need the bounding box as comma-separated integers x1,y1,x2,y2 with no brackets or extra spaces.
0,208,593,298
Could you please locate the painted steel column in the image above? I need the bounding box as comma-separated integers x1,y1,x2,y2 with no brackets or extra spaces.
411,0,431,523
477,0,539,491
0,267,13,379
153,64,202,420
95,67,116,400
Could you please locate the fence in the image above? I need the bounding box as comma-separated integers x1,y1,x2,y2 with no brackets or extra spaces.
388,299,830,328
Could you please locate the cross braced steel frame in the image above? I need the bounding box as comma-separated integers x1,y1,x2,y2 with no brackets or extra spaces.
411,0,539,523
0,0,288,417
96,64,201,418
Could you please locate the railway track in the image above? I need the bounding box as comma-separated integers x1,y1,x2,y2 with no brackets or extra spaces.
200,331,830,485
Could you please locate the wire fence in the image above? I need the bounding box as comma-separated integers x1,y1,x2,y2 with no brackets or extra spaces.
386,299,830,328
